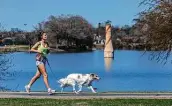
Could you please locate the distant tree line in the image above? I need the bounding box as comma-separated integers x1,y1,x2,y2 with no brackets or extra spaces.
0,13,158,51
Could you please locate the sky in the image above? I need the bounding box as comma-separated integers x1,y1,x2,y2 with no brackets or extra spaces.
0,0,145,31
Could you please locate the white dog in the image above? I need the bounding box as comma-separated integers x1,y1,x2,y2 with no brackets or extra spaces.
57,73,100,94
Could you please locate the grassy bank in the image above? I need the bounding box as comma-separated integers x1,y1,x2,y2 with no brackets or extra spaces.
0,45,91,53
0,45,66,53
0,98,172,106
0,45,29,53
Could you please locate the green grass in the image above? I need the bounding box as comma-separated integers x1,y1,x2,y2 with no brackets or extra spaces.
0,98,172,106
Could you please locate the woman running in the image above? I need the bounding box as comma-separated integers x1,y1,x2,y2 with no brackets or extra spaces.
25,32,55,95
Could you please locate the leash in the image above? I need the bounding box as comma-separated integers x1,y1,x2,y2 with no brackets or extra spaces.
45,58,58,80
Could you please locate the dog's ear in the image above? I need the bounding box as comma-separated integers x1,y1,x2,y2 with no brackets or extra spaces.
90,73,95,77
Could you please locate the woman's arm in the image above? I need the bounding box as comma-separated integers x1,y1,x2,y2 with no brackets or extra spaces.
29,42,41,53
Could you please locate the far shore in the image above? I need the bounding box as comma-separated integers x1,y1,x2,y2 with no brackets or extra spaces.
0,45,94,53
0,44,163,54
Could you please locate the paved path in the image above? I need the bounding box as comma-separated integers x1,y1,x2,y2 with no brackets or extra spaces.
1,92,172,99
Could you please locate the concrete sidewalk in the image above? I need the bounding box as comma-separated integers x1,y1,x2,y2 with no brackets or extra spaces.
1,92,172,99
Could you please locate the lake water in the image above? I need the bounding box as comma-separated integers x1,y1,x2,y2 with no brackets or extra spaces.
3,50,172,92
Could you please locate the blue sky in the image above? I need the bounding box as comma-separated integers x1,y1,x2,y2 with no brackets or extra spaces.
0,0,145,31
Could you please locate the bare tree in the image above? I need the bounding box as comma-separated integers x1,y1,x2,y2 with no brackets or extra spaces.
135,0,172,64
0,23,14,91
43,14,94,50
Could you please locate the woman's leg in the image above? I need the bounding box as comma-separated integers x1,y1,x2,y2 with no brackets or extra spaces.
25,69,41,94
28,69,41,87
37,64,50,89
38,63,55,94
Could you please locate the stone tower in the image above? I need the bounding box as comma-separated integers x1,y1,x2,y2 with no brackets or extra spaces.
104,21,114,58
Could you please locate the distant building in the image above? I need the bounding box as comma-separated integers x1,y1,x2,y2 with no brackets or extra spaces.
11,28,23,32
93,34,104,44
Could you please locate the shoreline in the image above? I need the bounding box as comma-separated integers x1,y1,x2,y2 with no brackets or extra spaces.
0,45,93,53
0,44,162,53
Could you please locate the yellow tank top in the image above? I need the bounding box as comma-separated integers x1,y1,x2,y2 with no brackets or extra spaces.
37,41,48,57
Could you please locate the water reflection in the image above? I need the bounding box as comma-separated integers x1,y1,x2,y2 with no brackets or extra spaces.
104,58,113,72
